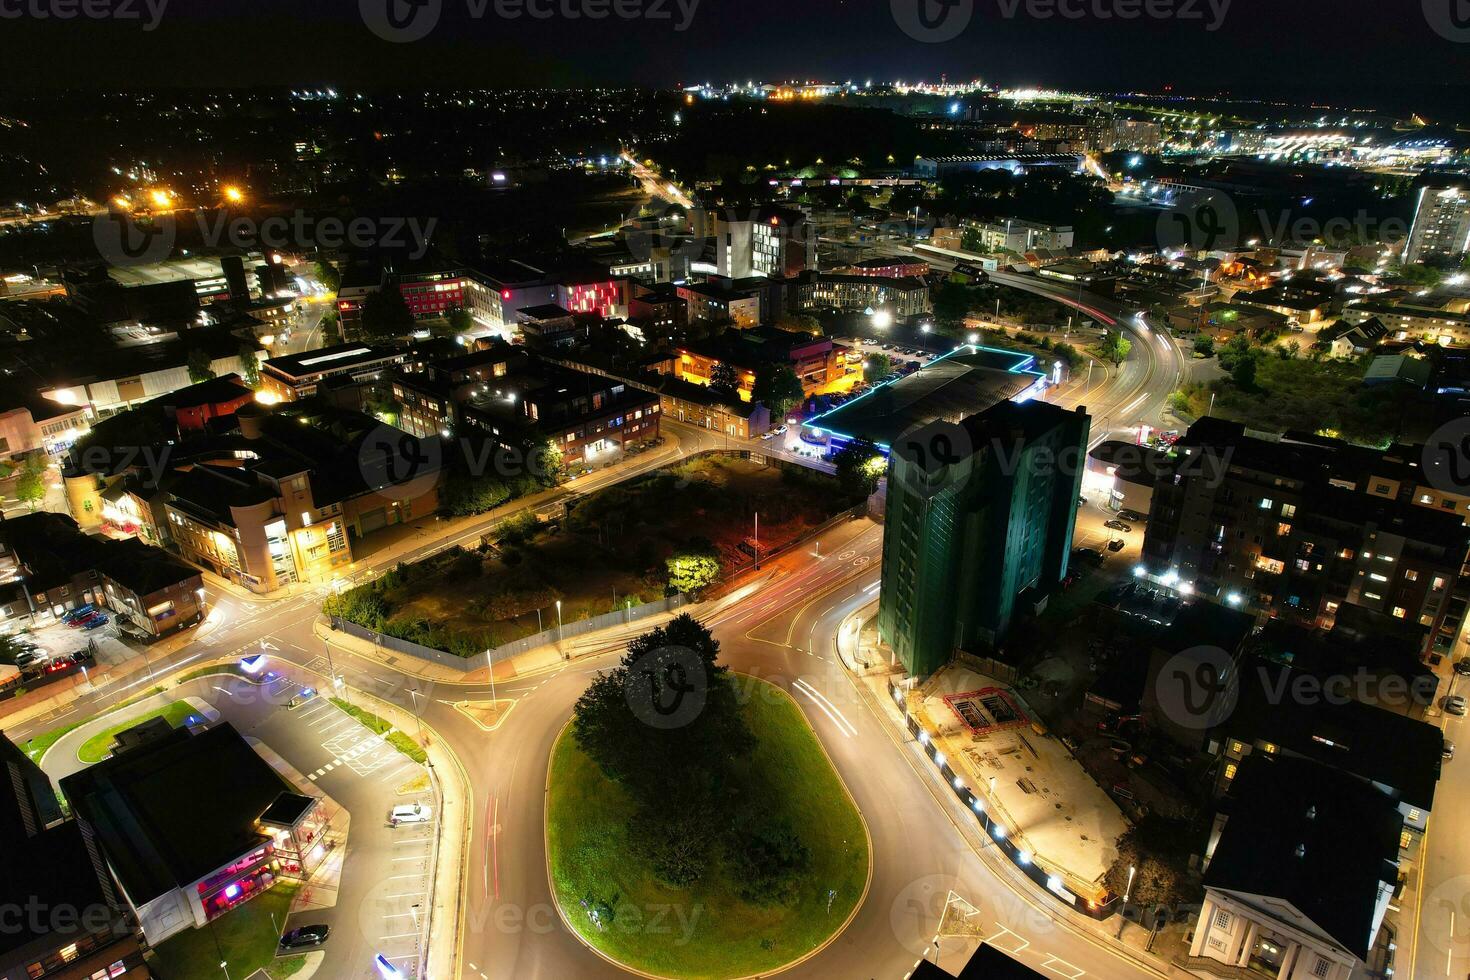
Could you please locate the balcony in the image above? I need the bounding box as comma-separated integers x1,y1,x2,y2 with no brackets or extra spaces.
1173,954,1279,980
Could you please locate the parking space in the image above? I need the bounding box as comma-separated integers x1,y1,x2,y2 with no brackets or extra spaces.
278,693,434,976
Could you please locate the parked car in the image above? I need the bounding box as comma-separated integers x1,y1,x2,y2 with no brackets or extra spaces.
1444,695,1467,717
1107,538,1126,552
68,612,102,629
1073,547,1105,567
1445,740,1456,761
1103,520,1132,533
1117,509,1144,523
81,615,109,631
1454,658,1470,677
62,605,95,623
278,925,330,953
390,803,431,826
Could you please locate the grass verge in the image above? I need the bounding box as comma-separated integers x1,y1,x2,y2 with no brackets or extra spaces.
151,881,298,980
77,701,202,764
22,686,167,763
329,697,428,765
546,678,869,979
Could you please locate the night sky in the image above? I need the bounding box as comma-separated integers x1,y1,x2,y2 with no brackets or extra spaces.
4,0,1469,113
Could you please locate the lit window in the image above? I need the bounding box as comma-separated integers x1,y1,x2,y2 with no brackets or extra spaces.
1259,498,1274,509
1223,763,1238,781
1405,569,1419,582
1434,577,1448,590
1370,573,1389,582
1392,607,1407,619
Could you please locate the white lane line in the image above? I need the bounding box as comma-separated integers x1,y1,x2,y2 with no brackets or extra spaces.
792,678,858,738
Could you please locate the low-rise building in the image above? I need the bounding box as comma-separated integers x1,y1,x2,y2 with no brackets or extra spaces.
0,734,148,980
660,326,850,401
1186,754,1400,980
59,723,327,946
656,376,772,438
1340,301,1470,347
0,513,203,637
260,342,405,401
794,272,932,318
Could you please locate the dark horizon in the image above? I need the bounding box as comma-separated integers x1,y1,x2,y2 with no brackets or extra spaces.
2,0,1469,120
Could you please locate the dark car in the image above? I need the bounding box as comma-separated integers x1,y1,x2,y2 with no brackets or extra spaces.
278,925,330,953
1103,520,1132,533
1073,547,1106,567
1117,509,1145,523
1454,658,1470,677
1107,538,1126,552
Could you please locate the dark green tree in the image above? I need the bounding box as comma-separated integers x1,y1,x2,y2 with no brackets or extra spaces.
708,361,741,401
1232,352,1259,389
14,456,46,511
445,305,474,335
864,353,893,385
728,818,812,907
1099,332,1132,367
752,364,805,421
187,348,216,384
238,343,261,388
360,284,416,340
571,614,754,886
833,438,886,499
0,632,39,667
314,259,342,292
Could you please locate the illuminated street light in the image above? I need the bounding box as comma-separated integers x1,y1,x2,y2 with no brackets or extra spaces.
223,186,244,203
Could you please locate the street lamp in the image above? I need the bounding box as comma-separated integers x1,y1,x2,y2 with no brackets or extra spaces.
753,512,760,570
555,600,563,641
1116,865,1137,938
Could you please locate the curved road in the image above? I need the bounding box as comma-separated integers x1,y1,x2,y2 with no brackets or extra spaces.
3,274,1184,980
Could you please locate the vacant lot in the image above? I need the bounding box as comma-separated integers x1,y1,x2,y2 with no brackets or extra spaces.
328,456,856,654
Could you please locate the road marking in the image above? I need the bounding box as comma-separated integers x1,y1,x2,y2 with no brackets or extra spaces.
985,925,1030,954
1040,956,1085,980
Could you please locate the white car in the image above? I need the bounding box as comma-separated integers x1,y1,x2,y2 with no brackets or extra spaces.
389,803,431,826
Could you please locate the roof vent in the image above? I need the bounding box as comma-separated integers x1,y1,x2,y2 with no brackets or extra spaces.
1305,805,1317,820
1295,844,1306,859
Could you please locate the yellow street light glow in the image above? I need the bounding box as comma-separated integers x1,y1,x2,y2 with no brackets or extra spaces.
224,186,244,203
149,189,173,208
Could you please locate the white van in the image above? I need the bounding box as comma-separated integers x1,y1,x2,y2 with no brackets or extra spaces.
389,803,431,826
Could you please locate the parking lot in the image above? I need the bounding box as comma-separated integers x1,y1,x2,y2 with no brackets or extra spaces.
281,684,434,977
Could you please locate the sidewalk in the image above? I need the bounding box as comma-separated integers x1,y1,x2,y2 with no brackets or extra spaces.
832,604,1188,979
249,739,352,915
197,425,695,607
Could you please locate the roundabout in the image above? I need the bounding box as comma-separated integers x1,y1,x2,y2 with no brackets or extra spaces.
544,674,872,980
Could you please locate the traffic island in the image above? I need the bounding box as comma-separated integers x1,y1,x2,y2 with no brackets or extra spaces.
545,676,871,980
451,697,517,731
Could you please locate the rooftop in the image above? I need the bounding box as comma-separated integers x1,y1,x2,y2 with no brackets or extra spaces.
264,342,402,381
804,345,1047,448
1205,753,1401,961
60,723,298,903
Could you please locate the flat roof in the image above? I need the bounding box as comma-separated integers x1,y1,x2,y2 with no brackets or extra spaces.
802,345,1047,448
264,342,401,380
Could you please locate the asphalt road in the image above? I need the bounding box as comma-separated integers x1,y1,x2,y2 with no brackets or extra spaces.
1,277,1193,979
